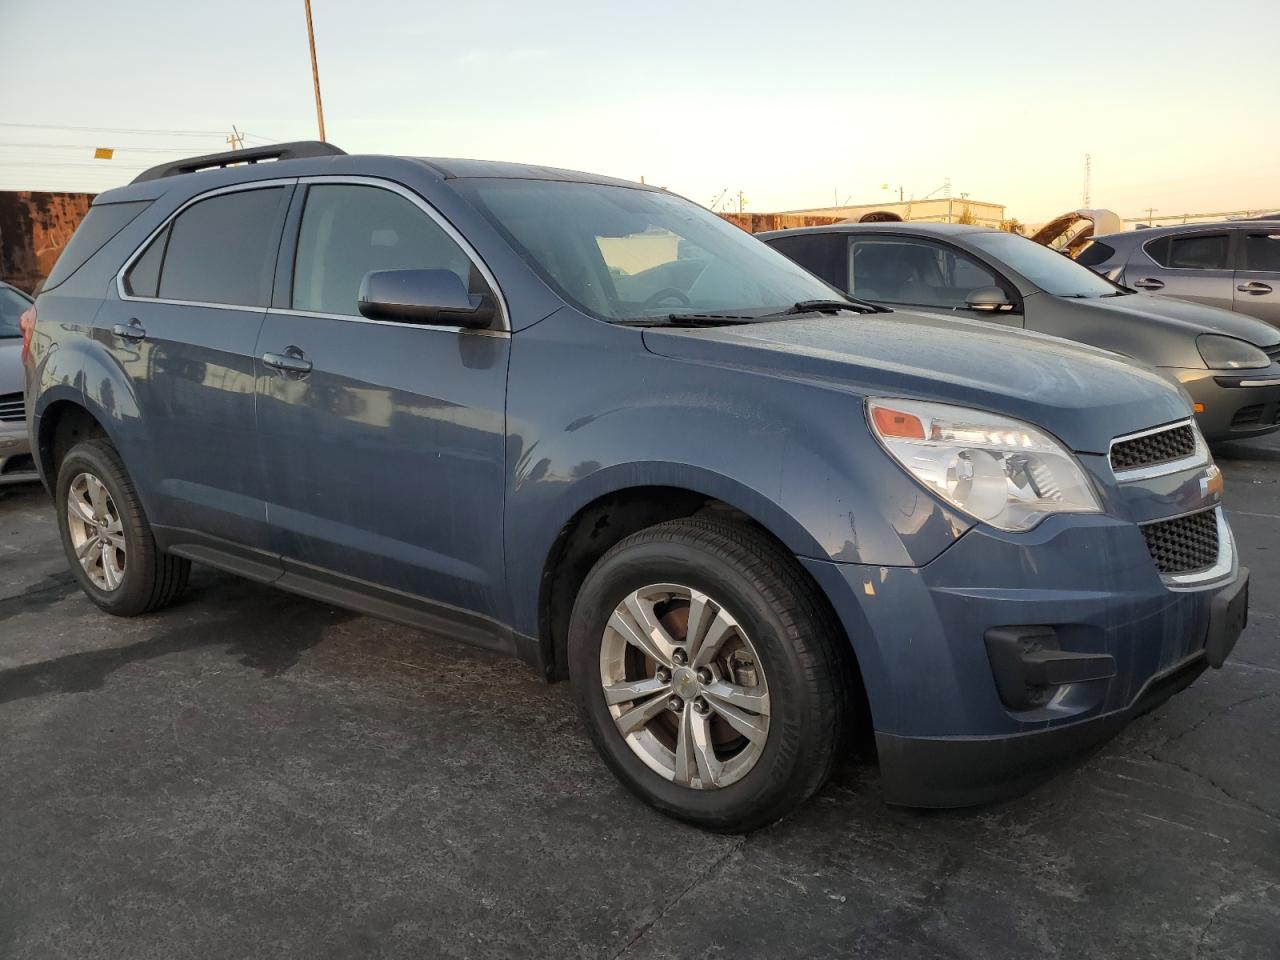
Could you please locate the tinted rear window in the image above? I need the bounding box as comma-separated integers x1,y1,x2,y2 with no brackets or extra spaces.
1243,232,1280,272
1146,233,1230,270
764,233,849,289
156,188,288,306
42,200,151,291
1074,241,1115,267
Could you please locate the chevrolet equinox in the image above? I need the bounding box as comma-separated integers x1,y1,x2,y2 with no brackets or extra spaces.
21,142,1249,831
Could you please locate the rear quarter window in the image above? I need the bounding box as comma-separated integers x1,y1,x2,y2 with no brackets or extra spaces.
1074,241,1115,267
42,200,151,291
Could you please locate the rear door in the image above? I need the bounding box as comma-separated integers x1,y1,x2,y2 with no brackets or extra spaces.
96,181,292,554
253,178,510,625
1233,228,1280,328
1128,230,1235,309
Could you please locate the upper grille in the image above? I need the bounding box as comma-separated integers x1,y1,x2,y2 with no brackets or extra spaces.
1141,509,1219,574
1110,423,1196,472
0,392,23,423
1265,343,1280,364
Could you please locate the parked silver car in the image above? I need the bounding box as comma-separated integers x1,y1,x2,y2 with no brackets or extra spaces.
761,223,1280,441
0,281,38,485
1080,220,1280,329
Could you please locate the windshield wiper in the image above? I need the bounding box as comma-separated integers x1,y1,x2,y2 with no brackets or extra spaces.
768,298,888,316
617,313,760,328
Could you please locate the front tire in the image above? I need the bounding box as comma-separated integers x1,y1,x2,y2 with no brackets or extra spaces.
568,517,850,832
56,439,190,616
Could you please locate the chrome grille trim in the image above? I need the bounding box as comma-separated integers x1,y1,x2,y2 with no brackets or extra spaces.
1109,418,1208,482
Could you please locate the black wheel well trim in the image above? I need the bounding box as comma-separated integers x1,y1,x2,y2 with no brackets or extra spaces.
535,486,868,712
35,399,111,488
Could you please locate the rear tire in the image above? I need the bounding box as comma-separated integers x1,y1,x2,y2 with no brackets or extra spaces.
55,438,190,616
568,517,850,832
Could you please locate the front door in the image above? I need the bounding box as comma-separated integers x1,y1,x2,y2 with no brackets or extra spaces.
846,236,1024,328
95,182,293,551
254,179,510,627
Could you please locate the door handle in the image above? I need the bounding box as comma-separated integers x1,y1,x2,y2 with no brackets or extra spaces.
1237,281,1273,295
112,319,147,342
1132,278,1165,291
262,347,313,376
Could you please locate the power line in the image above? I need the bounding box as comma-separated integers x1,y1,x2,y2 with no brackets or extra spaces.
0,121,227,137
0,142,207,154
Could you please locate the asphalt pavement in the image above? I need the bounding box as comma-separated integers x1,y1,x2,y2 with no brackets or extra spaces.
1,433,1277,960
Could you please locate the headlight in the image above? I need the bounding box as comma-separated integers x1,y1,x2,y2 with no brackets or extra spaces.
1197,334,1270,370
867,398,1102,532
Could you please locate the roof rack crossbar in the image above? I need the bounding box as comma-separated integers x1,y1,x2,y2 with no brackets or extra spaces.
131,141,346,184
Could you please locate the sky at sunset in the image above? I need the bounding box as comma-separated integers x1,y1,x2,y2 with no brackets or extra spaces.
2,0,1277,224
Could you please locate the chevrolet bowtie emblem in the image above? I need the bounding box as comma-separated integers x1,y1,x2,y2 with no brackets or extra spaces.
1200,465,1224,501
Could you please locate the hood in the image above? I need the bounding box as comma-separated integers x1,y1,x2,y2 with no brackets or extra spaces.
1075,293,1280,347
642,312,1190,454
0,340,23,395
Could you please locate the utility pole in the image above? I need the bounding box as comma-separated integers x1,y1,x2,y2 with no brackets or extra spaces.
1083,153,1092,207
304,0,327,141
226,125,245,151
1144,207,1157,226
737,190,746,215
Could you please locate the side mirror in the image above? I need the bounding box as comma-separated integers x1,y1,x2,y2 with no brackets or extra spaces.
965,286,1015,314
357,269,496,329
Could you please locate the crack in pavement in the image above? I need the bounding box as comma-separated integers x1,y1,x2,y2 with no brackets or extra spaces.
1143,749,1279,826
609,836,746,958
1152,691,1278,752
1194,881,1278,960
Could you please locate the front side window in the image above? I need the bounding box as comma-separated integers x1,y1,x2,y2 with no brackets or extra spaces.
966,231,1119,298
0,285,31,338
291,184,477,317
125,187,288,306
847,238,1002,309
454,179,840,321
1146,233,1231,270
1242,232,1280,272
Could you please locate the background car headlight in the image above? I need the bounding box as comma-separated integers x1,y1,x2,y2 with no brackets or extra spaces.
1197,334,1270,370
867,398,1102,532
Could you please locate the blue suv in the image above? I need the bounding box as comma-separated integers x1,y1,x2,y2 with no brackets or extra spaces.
23,142,1249,831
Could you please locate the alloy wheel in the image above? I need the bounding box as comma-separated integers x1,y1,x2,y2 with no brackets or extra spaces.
599,583,771,790
66,472,127,592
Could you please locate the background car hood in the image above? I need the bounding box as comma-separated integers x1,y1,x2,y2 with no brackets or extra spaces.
0,340,24,395
642,312,1190,454
1074,293,1280,347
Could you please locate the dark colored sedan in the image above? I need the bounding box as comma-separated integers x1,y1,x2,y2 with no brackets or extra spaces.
761,223,1280,441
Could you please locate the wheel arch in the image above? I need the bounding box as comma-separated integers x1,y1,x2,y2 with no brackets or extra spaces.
530,471,864,707
33,396,111,490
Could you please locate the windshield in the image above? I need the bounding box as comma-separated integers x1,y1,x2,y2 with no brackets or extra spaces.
966,231,1123,298
0,285,31,338
455,179,843,321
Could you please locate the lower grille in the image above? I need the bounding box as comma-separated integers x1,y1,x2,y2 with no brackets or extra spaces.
0,391,23,423
1141,509,1219,575
1232,404,1265,427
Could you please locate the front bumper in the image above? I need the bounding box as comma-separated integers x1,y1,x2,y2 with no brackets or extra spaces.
1172,367,1280,440
802,507,1247,808
0,420,36,486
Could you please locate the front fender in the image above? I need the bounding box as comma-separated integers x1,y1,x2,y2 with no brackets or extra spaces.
502,309,970,641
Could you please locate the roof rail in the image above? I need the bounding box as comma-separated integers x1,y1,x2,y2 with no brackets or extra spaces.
131,141,346,184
